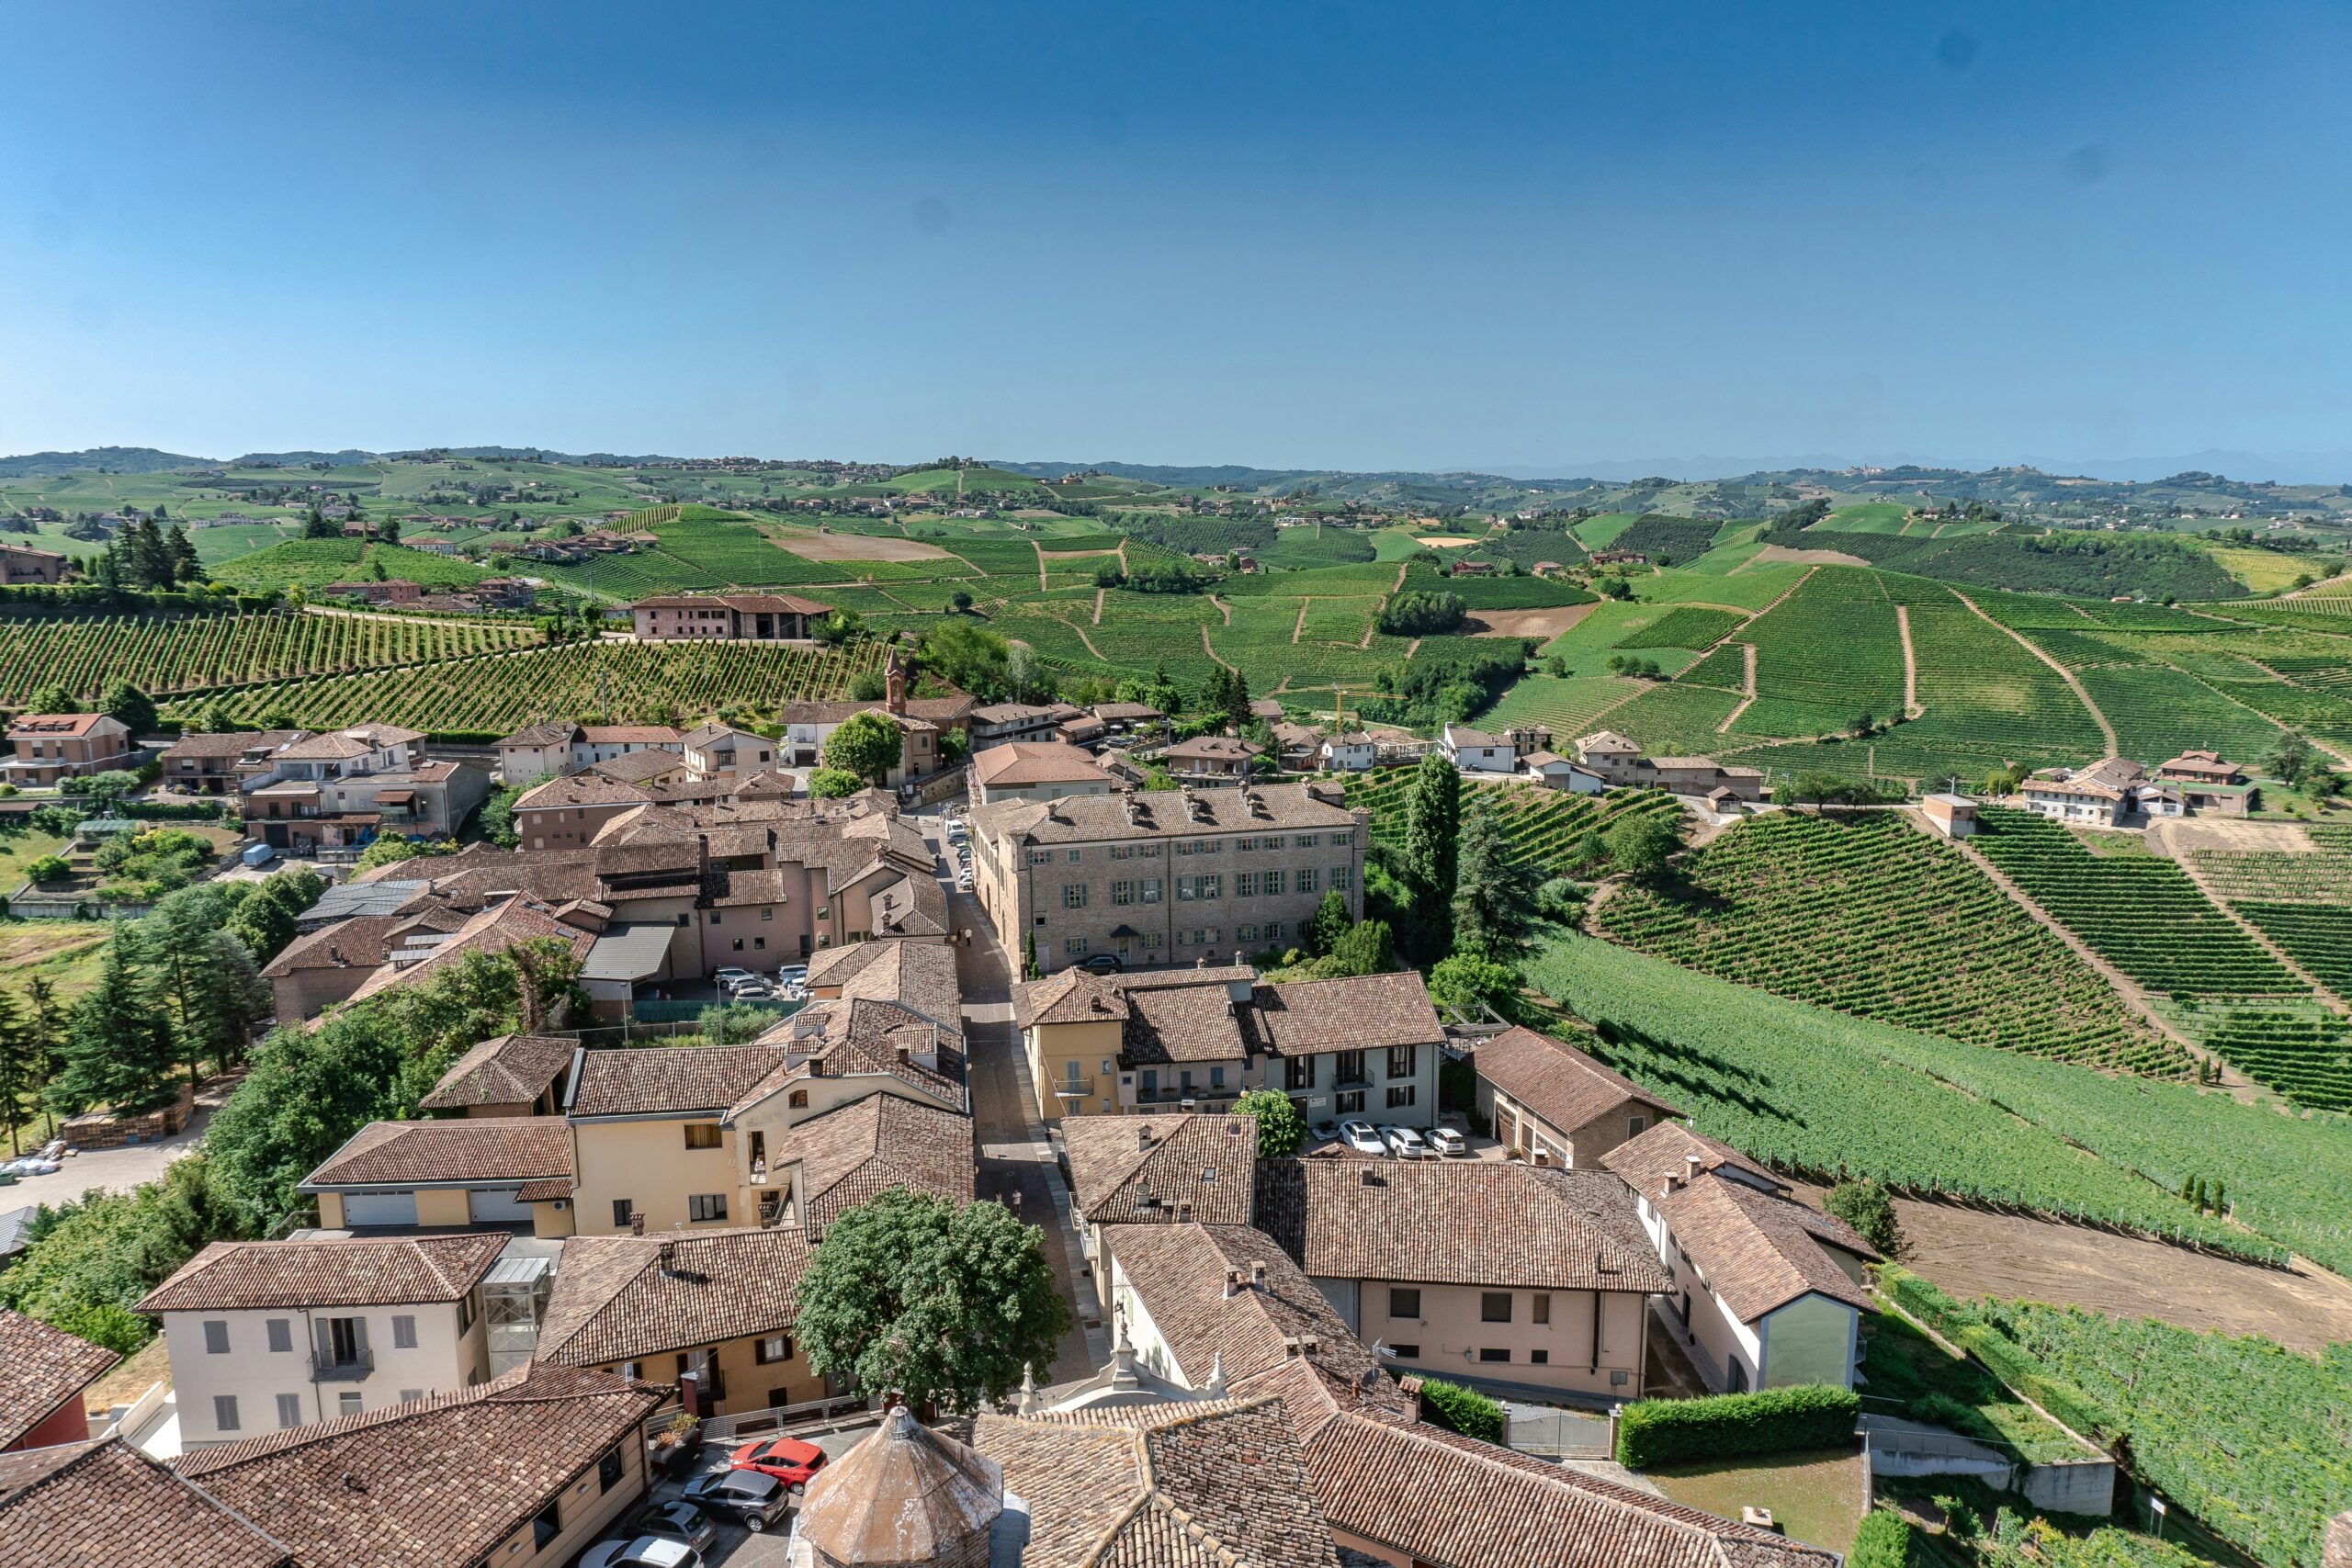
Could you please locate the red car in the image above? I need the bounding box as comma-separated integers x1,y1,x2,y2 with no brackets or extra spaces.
729,1436,828,1489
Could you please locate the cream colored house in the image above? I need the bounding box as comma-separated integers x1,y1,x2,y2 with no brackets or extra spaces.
1062,1113,1259,1314
1603,1122,1880,1393
299,1118,576,1238
1266,1160,1668,1402
137,1234,506,1445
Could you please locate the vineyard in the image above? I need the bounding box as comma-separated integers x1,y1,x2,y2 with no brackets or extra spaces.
1969,808,2298,995
1975,1299,2352,1568
1611,605,1746,650
1731,566,1907,738
1595,812,2184,1072
1523,934,2352,1276
164,637,883,738
0,612,537,705
1343,769,1683,880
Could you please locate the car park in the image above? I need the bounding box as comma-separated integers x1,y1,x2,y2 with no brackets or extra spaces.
772,964,808,987
730,1434,829,1489
729,981,777,1000
1381,1126,1430,1160
680,1468,787,1531
618,1503,717,1556
580,1535,701,1568
1341,1121,1385,1156
1426,1127,1468,1157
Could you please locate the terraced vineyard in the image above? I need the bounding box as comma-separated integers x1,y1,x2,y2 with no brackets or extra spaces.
1343,768,1682,879
1596,812,2183,1072
2194,1009,2352,1111
1971,808,2299,996
1523,936,2336,1269
168,637,882,738
0,612,537,705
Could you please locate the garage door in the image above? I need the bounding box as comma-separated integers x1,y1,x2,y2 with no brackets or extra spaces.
342,1190,418,1227
468,1187,533,1223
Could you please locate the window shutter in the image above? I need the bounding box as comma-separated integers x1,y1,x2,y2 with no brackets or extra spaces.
314,1319,336,1365
352,1316,370,1354
202,1320,230,1355
266,1318,292,1353
392,1315,417,1349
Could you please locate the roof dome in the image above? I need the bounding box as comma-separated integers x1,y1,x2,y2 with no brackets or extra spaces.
796,1405,1004,1568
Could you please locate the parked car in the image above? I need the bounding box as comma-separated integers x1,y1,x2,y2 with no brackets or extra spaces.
1077,953,1123,975
772,964,808,987
1381,1126,1430,1160
680,1468,787,1531
1426,1127,1468,1157
1341,1121,1385,1156
580,1536,701,1568
713,966,759,992
730,1434,829,1489
729,981,777,1000
1311,1119,1340,1144
778,982,809,1002
618,1503,717,1557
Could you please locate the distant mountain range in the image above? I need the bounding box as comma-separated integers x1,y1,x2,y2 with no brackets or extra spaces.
0,446,685,477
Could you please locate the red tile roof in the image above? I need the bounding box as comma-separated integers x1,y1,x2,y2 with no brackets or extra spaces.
300,1117,571,1189
0,1439,291,1568
537,1227,813,1368
1465,1025,1683,1138
416,1033,576,1112
137,1234,507,1314
1062,1114,1257,1226
0,1310,119,1450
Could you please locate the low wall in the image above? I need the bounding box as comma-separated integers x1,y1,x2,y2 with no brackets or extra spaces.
1860,1421,2116,1516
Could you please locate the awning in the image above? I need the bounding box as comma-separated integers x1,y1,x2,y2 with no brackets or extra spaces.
582,922,676,983
374,788,417,805
1109,924,1143,939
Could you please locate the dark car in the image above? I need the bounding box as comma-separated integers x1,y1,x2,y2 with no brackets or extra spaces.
1077,953,1124,975
621,1501,717,1555
729,1435,829,1489
681,1467,788,1531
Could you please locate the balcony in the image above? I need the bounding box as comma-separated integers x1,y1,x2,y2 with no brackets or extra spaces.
1051,1077,1096,1099
310,1349,374,1383
1133,1085,1235,1107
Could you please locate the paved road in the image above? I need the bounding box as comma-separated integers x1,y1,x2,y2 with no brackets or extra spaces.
1,1080,234,1208
912,812,1103,1384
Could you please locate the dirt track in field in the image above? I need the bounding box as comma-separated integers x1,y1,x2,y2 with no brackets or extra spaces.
1467,604,1599,640
1741,543,1871,570
1792,1181,2352,1352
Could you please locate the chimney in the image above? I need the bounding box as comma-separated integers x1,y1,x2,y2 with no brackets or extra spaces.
1233,949,1244,968
696,832,709,881
1137,1123,1156,1151
1399,1374,1427,1423
1195,954,1208,970
659,1239,677,1275
628,1211,646,1236
1250,1259,1268,1288
1225,1268,1244,1299
1176,1199,1193,1222
1684,1154,1702,1183
1301,1335,1320,1358
1282,1336,1302,1358
896,1046,910,1066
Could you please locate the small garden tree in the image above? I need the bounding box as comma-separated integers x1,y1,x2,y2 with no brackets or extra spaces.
823,711,904,787
808,766,865,798
1235,1089,1304,1157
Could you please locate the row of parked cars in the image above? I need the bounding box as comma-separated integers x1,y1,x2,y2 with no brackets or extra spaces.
945,809,973,890
1328,1120,1466,1159
582,1436,831,1566
712,964,808,1004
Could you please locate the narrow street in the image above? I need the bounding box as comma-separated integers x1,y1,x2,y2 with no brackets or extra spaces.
913,812,1105,1383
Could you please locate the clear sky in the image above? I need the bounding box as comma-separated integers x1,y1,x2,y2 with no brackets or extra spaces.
3,2,2348,475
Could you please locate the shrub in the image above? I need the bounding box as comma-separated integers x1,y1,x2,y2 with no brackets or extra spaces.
25,854,69,884
1612,1384,1860,1469
1848,1508,1914,1568
1416,1377,1506,1443
1825,1179,1904,1257
1234,1089,1303,1158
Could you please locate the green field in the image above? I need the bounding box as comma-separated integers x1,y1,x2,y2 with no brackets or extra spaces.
1523,933,2352,1273
1596,811,2183,1072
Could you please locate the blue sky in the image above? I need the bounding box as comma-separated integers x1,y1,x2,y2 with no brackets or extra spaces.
2,2,2347,475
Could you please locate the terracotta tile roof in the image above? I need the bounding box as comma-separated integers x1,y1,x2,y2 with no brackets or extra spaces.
1240,973,1444,1057
1123,981,1250,1066
582,748,686,784
0,1309,119,1450
581,725,683,744
1063,1115,1257,1226
777,694,975,725
1162,737,1264,763
1600,1122,1781,1200
300,1117,571,1189
6,713,109,738
569,1043,789,1118
970,784,1358,846
777,1092,976,1235
1466,1026,1683,1137
1654,1175,1877,1323
536,1228,813,1368
975,1398,1340,1568
338,898,595,1009
1104,1224,1382,1394
137,1234,506,1314
807,938,960,1024
0,1438,291,1568
162,729,291,759
498,720,583,748
740,998,967,1113
1014,968,1132,1029
1273,1161,1671,1294
175,1364,664,1567
417,1033,576,1111
260,915,404,977
972,741,1115,788
514,772,656,810
1285,1396,1838,1568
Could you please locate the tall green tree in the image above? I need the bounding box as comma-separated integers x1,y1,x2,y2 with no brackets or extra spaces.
166,524,202,583
24,682,74,716
1306,888,1351,958
1400,752,1461,953
98,681,158,738
1234,1089,1304,1158
797,1190,1070,1415
50,927,179,1115
0,989,29,1156
1326,918,1396,976
144,887,269,1078
823,711,905,787
19,978,62,1142
1451,801,1544,961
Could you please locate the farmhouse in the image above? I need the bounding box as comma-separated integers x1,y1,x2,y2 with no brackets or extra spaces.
628,591,831,640
1571,729,1766,802
1440,724,1514,773
2019,753,2257,824
494,720,684,784
0,542,70,583
1160,735,1265,778
1317,731,1377,772
1603,1122,1879,1394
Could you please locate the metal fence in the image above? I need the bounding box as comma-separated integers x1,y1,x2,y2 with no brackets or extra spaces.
1504,1404,1612,1457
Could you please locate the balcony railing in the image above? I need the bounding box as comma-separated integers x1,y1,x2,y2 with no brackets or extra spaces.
1052,1077,1096,1099
310,1349,374,1383
1133,1085,1235,1106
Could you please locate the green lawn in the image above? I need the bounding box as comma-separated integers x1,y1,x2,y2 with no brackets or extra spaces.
1645,1447,1866,1553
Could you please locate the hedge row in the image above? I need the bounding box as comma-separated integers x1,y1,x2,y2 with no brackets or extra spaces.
1415,1377,1506,1444
1613,1383,1859,1469
1848,1508,1914,1568
1876,1267,2113,1445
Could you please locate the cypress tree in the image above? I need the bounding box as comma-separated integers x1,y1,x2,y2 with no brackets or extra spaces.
50,927,179,1115
1401,752,1461,948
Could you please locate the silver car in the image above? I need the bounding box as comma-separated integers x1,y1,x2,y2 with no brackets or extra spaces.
1381,1126,1430,1160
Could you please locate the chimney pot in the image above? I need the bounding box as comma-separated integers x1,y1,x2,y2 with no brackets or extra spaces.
1226,1269,1243,1299
628,1211,646,1236
1250,1259,1268,1287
